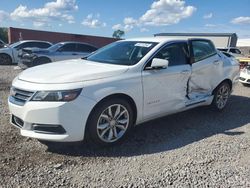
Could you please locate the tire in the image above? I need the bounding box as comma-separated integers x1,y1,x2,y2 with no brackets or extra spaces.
87,98,134,146
0,53,12,65
33,57,51,67
212,82,231,111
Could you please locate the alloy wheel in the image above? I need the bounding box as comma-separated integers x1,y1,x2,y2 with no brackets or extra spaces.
97,104,129,143
216,84,230,109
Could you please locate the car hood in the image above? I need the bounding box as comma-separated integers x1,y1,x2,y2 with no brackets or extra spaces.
0,46,10,52
18,59,129,84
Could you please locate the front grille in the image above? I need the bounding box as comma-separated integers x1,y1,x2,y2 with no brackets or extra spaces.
9,87,35,106
33,124,66,134
247,79,250,82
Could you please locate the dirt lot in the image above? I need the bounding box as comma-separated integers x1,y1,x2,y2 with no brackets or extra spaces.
0,65,249,187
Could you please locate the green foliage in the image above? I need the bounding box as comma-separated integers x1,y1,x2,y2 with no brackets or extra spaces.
112,30,125,39
0,27,8,43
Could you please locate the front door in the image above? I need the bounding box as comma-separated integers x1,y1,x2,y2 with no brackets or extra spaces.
53,43,78,62
142,42,191,120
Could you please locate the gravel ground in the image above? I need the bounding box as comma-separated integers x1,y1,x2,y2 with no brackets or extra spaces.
0,65,250,188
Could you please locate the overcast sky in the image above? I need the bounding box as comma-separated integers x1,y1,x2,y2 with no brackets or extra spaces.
0,0,250,39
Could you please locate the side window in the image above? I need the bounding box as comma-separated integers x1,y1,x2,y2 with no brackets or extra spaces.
15,43,23,50
22,42,37,48
147,43,189,67
192,40,216,62
58,43,76,52
35,42,51,49
15,42,32,50
77,44,97,52
17,42,45,49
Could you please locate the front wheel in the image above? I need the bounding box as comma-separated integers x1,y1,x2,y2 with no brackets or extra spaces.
87,98,134,146
212,82,231,111
0,53,12,65
33,57,51,67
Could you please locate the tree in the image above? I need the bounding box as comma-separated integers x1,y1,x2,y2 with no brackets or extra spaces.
112,30,125,39
0,27,8,43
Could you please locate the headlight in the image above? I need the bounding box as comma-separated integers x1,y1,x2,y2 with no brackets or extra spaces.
31,89,82,102
23,54,37,59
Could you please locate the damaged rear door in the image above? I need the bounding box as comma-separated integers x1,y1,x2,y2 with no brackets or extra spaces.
188,39,224,99
142,42,191,120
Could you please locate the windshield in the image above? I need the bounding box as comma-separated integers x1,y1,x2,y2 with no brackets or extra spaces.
9,41,22,48
86,41,158,65
47,43,64,51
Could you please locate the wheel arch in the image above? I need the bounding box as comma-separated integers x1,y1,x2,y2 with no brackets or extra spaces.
0,53,13,63
89,93,137,125
213,78,232,94
84,93,138,140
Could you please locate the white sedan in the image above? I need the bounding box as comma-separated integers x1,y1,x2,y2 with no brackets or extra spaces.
8,37,239,146
239,65,250,86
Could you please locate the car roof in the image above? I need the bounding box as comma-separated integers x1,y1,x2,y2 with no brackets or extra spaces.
56,41,97,47
19,40,51,43
19,40,52,44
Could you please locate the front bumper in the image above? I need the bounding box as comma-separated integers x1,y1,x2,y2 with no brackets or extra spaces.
239,72,250,84
18,54,37,67
8,95,97,142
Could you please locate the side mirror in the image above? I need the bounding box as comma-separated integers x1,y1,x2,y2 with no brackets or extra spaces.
150,58,169,69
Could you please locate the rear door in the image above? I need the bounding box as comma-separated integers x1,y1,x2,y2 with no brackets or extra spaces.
188,39,223,98
142,42,191,119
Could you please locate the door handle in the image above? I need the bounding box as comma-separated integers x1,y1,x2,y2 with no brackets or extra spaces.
181,70,190,74
213,60,220,65
72,53,78,55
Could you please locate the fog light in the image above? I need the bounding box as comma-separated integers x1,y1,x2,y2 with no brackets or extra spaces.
32,124,66,134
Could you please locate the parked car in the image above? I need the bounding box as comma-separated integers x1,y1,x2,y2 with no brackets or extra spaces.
0,40,52,65
0,39,6,48
19,41,98,68
239,65,250,86
217,47,242,57
218,47,250,69
8,37,239,146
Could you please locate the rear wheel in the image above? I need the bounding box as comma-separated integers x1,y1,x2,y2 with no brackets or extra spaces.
212,82,231,111
33,57,51,67
87,98,134,146
0,53,12,65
